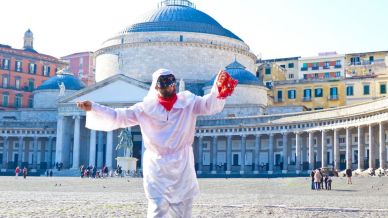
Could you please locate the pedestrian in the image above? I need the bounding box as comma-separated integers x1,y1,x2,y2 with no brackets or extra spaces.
15,166,20,178
327,176,332,190
22,167,28,179
46,170,49,177
346,168,352,184
77,69,236,217
314,169,322,190
324,175,328,190
49,170,53,177
310,170,315,190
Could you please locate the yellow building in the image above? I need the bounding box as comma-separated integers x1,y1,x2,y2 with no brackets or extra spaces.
345,75,388,105
272,79,346,110
345,51,388,77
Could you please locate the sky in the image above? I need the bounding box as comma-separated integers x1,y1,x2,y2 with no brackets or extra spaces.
1,0,387,59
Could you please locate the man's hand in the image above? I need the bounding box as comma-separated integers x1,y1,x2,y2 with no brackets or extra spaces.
76,101,92,111
216,70,238,99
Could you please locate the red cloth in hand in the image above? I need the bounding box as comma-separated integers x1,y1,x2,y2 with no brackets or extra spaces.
216,71,238,99
158,94,177,111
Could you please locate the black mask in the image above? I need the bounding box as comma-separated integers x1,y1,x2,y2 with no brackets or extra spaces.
157,74,176,89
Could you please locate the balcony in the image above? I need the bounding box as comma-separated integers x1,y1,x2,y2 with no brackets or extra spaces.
334,64,342,69
301,67,308,71
302,97,312,102
312,66,319,70
323,66,330,69
328,95,339,100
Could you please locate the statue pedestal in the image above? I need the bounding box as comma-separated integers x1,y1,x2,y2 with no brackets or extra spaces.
116,157,138,172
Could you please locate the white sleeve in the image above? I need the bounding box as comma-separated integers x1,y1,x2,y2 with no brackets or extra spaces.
85,102,142,131
193,84,226,116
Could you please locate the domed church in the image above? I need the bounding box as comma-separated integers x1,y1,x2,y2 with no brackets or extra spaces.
1,0,387,177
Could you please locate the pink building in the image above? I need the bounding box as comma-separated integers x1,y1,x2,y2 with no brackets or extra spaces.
61,52,95,86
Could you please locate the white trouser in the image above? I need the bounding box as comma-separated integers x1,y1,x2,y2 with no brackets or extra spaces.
147,197,193,218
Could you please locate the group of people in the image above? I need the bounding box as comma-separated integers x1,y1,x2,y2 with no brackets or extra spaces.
79,165,110,178
310,168,333,190
14,166,28,179
55,162,64,171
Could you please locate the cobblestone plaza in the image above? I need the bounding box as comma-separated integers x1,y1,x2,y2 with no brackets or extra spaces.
1,176,388,217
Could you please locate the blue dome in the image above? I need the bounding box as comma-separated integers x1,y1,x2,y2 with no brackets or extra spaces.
207,60,261,86
122,2,242,41
37,73,86,91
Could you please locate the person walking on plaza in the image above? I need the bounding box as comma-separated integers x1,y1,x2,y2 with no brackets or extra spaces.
310,170,315,190
346,168,352,184
327,175,332,190
77,69,237,218
22,167,28,179
314,169,322,190
15,166,20,178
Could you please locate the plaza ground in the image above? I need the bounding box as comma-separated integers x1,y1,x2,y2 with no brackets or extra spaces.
0,176,388,217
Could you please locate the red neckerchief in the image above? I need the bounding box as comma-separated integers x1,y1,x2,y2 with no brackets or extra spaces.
158,94,177,111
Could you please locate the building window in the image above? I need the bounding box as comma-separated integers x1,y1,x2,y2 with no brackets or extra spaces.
329,87,338,100
324,72,330,78
15,94,22,108
2,75,8,88
28,96,33,108
288,74,294,79
303,89,312,101
339,137,345,143
350,57,360,65
28,79,35,91
312,63,319,70
42,65,51,76
288,90,296,99
380,84,386,94
335,60,342,67
288,63,294,68
315,88,323,97
277,90,283,102
363,84,370,95
15,77,21,89
265,68,271,75
15,61,22,72
335,72,341,77
2,93,9,107
324,62,329,69
29,63,37,74
280,64,286,68
2,59,10,70
179,35,183,42
346,86,354,96
265,81,273,89
369,56,374,62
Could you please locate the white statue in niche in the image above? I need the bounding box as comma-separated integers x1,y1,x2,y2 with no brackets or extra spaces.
58,82,66,96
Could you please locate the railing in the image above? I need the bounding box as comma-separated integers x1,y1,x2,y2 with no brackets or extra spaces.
334,64,342,68
302,97,312,102
274,98,283,103
312,66,319,70
328,95,339,100
323,66,330,69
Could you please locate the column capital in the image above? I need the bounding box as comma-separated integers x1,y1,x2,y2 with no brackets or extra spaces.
282,132,288,136
293,131,301,135
72,115,81,120
255,134,261,139
240,135,246,139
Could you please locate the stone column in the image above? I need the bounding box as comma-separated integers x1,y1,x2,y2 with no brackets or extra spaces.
197,136,203,174
254,134,261,174
97,131,104,168
308,131,314,170
369,124,375,169
346,127,352,170
240,135,246,174
379,122,386,169
295,132,301,173
334,129,340,171
33,137,38,169
47,137,53,169
211,136,217,174
226,135,232,174
106,131,113,169
357,126,365,171
89,130,96,167
72,115,81,169
18,137,23,166
321,130,327,168
316,132,322,165
282,132,288,173
55,115,65,165
268,133,274,174
2,136,8,168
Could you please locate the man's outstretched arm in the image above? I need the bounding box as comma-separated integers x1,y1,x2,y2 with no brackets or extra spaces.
77,100,141,131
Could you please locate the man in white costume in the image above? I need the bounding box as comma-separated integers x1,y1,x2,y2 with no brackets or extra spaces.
77,69,237,217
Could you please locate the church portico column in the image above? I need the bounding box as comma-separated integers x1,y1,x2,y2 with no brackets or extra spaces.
254,134,261,174
268,133,274,174
55,115,65,165
47,137,53,169
240,135,246,174
211,136,217,174
369,124,375,169
33,137,38,169
89,130,97,167
379,122,386,169
295,132,301,174
334,129,340,171
97,131,104,168
226,135,232,174
321,129,327,168
106,131,113,169
346,127,352,170
72,115,81,169
357,126,365,171
18,137,24,167
2,137,9,168
197,136,203,174
308,131,314,171
282,132,288,174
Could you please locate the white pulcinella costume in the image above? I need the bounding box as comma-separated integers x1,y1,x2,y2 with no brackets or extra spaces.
85,69,226,207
